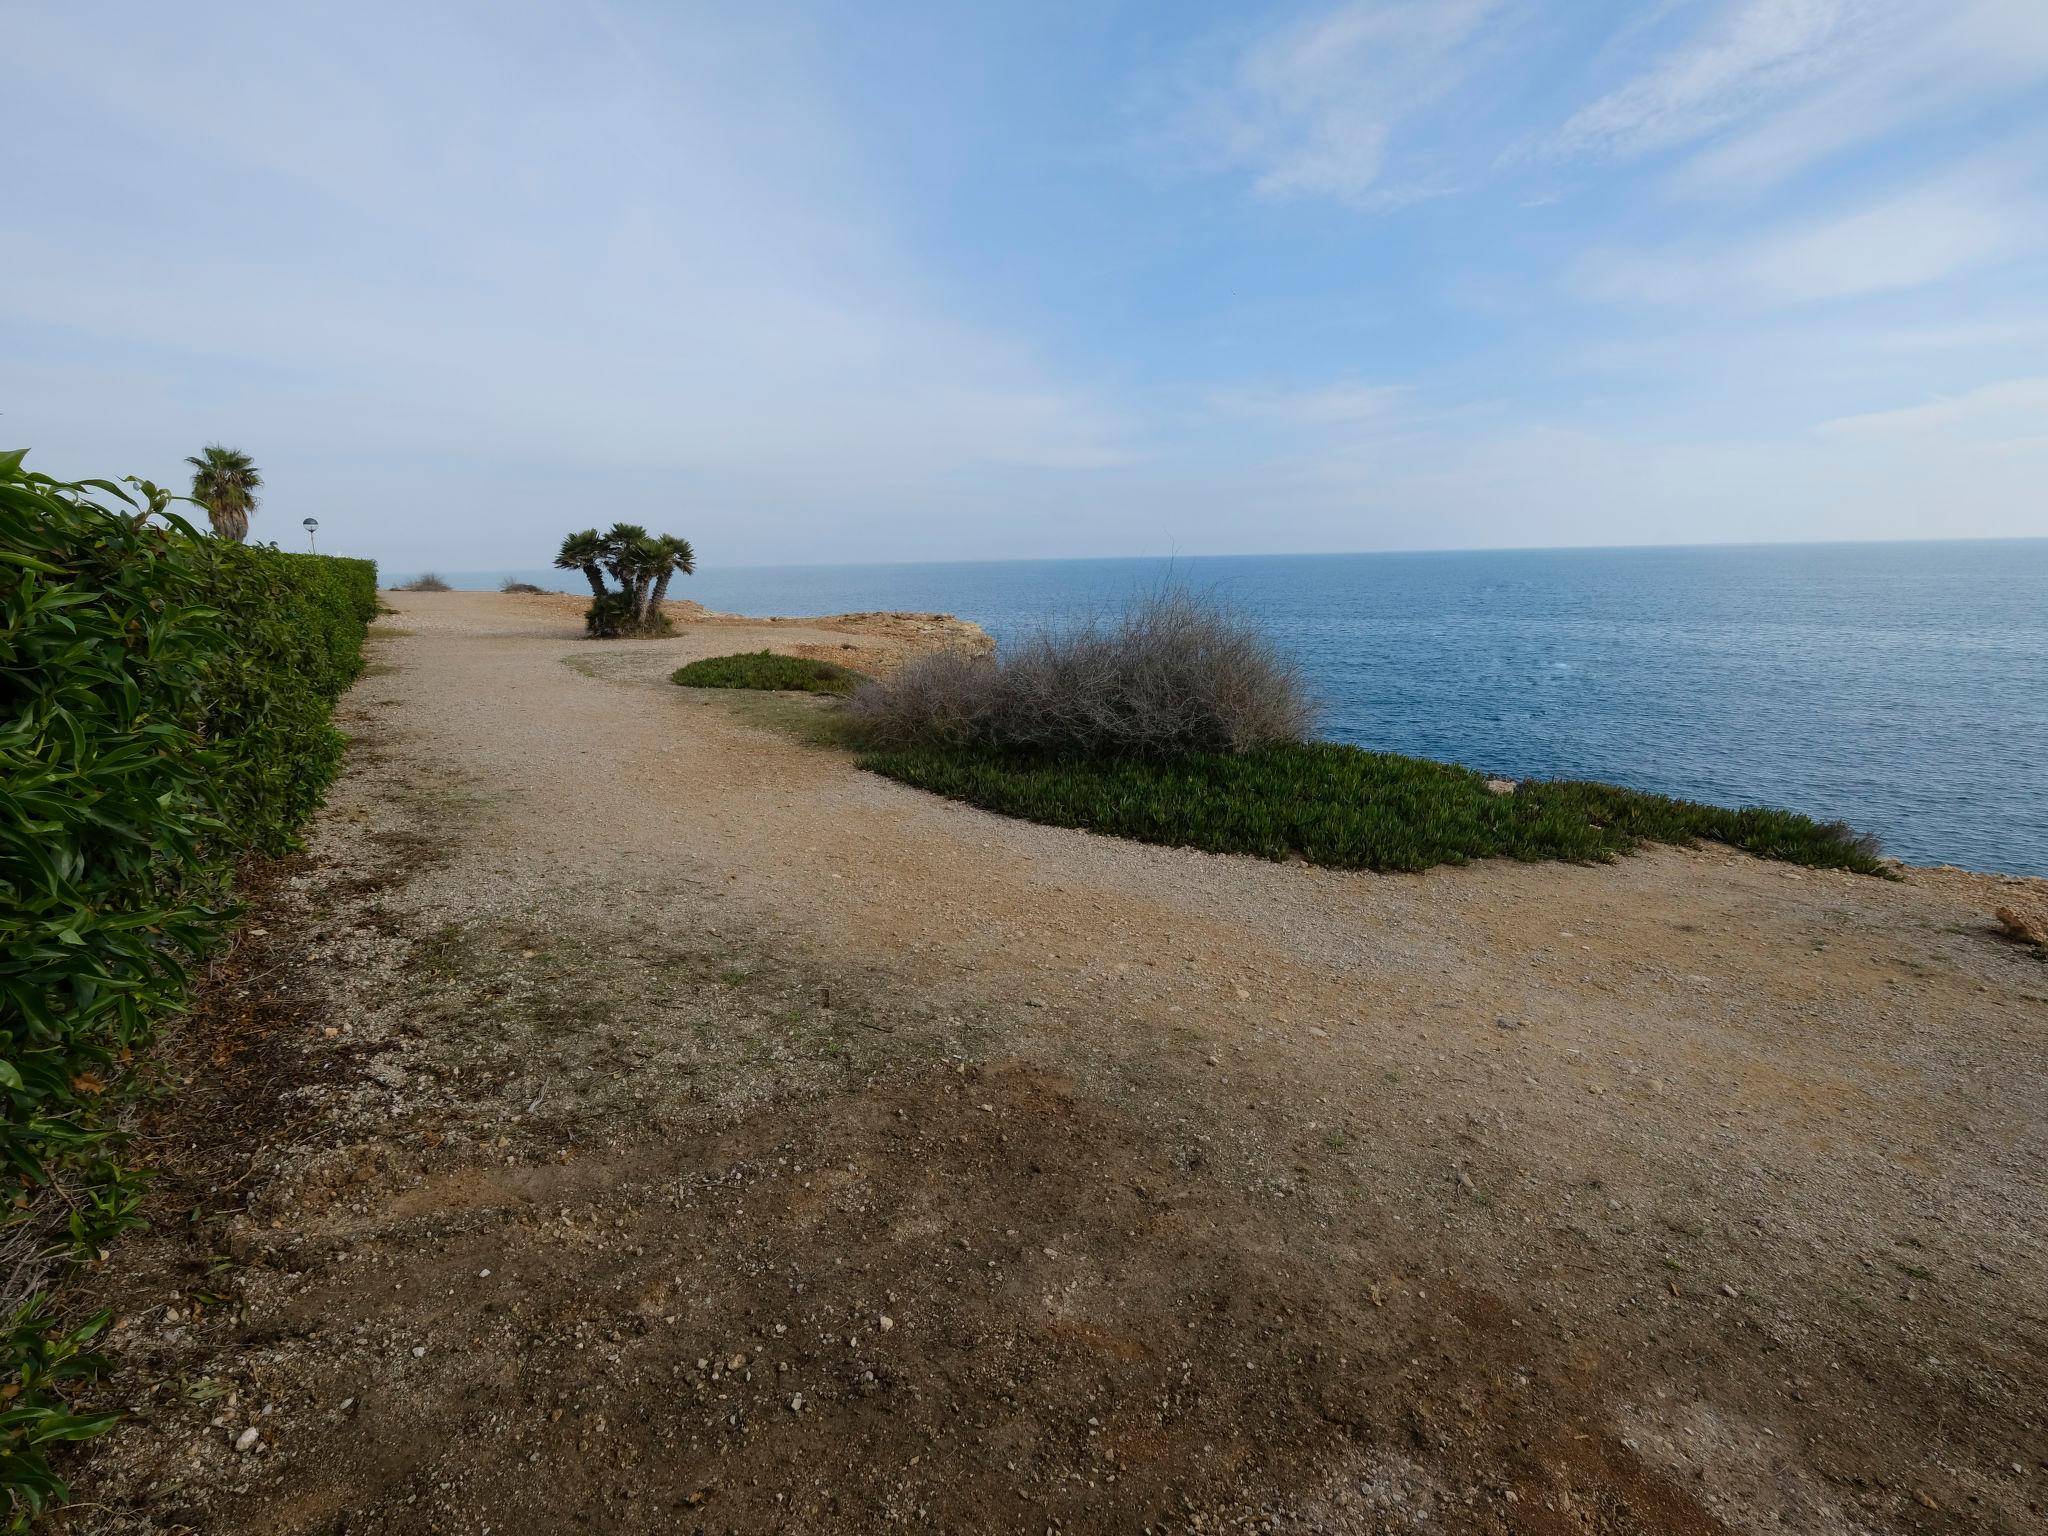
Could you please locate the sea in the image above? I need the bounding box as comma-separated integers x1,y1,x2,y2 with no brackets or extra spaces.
417,541,2048,877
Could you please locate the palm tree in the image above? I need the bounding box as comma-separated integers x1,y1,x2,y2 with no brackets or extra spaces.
554,529,607,599
559,522,696,637
185,444,262,542
598,523,650,601
627,534,667,621
646,534,696,615
593,523,658,626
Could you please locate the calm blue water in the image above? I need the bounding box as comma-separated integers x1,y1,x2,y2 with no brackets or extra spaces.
426,543,2048,876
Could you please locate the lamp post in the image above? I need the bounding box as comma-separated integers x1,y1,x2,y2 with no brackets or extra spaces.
302,517,319,554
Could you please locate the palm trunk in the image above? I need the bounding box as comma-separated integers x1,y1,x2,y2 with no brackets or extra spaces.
604,564,633,623
212,505,249,543
649,571,674,616
580,563,607,600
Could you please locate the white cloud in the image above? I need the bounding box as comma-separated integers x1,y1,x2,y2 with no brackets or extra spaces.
1742,180,2029,304
1548,0,2048,194
1164,0,1503,205
1303,415,2048,548
1816,376,2048,439
1865,313,2048,354
1576,163,2043,308
1551,0,1864,160
1676,1,2048,194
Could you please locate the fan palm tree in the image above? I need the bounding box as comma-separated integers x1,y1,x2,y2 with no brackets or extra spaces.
592,523,658,625
646,534,696,615
185,444,262,542
598,523,650,600
559,521,697,636
554,528,607,599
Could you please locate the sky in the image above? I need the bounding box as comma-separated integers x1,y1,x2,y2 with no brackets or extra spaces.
4,0,2046,570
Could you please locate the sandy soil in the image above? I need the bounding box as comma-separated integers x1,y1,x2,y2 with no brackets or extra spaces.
57,590,2048,1534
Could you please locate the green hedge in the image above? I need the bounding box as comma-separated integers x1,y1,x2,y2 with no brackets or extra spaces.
0,452,375,1523
205,544,377,851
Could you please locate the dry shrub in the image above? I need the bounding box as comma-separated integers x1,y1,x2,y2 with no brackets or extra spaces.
849,587,1313,756
397,572,452,592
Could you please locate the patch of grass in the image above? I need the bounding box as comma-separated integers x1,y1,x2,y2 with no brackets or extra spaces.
712,690,863,750
857,741,1888,876
672,650,870,696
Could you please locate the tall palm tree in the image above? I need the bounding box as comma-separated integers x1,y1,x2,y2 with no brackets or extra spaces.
553,528,607,599
185,444,262,542
646,534,696,615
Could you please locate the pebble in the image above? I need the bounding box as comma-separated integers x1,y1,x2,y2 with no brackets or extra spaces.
234,1427,261,1453
879,1315,894,1331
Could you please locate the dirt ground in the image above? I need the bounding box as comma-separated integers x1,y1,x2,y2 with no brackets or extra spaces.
55,591,2048,1535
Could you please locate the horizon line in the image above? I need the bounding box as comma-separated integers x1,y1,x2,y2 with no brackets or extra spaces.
385,532,2048,580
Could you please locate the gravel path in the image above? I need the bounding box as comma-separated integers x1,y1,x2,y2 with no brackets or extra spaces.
61,591,2048,1534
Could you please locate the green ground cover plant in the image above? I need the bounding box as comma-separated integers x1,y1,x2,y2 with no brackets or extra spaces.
672,651,869,695
0,452,374,1523
858,742,1887,874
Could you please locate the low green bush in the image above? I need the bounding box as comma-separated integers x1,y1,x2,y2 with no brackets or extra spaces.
859,741,1886,875
672,650,869,696
0,452,375,1521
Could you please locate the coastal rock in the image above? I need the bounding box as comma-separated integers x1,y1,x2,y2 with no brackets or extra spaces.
1994,906,2048,947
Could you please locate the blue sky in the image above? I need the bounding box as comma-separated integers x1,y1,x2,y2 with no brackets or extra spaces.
4,0,2046,569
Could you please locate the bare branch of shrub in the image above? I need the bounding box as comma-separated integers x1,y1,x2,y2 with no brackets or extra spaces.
848,586,1314,756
